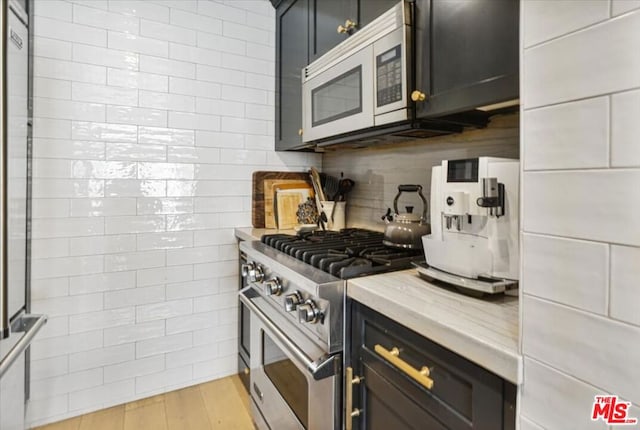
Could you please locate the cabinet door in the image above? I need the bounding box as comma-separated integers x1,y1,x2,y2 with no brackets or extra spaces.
360,359,447,430
356,0,400,28
275,0,309,151
348,301,514,430
308,0,355,62
415,0,519,118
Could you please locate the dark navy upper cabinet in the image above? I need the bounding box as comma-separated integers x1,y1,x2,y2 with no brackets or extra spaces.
308,0,355,62
414,0,519,119
273,0,397,150
274,0,309,151
308,0,398,62
357,0,400,28
272,0,519,150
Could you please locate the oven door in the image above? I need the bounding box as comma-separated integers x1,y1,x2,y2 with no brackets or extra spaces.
237,250,251,391
302,45,374,143
240,287,340,430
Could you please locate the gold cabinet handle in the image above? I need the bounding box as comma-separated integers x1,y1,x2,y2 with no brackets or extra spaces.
345,367,364,430
411,90,427,102
298,128,303,136
374,344,434,390
337,19,357,34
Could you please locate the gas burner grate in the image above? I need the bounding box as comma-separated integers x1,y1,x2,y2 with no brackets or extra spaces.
261,228,422,279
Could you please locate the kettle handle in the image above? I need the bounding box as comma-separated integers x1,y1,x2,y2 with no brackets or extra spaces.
393,184,429,221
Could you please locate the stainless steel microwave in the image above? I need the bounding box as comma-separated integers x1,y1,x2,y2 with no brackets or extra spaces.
302,1,412,144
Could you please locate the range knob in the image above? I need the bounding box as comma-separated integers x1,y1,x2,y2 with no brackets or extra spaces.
240,262,253,278
253,264,265,283
242,262,264,283
298,299,322,324
264,277,282,296
284,292,303,312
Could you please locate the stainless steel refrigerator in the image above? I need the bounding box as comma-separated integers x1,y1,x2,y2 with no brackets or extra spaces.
0,1,46,429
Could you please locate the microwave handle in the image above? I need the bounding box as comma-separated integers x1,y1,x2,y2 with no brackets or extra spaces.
239,288,340,380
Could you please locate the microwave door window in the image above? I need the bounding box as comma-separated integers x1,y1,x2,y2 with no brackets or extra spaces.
312,66,362,127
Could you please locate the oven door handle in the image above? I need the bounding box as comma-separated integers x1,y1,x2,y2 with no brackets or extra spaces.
240,290,340,381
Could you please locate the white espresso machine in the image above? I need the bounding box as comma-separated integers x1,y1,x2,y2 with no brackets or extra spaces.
420,157,519,294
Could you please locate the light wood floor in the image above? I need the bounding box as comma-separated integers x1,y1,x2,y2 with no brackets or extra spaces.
33,375,254,430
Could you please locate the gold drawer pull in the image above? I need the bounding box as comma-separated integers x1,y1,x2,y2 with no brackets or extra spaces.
374,344,434,390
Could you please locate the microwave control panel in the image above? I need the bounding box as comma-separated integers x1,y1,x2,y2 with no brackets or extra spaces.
376,45,402,107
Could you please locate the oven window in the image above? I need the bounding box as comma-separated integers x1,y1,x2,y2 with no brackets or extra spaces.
262,331,309,429
312,66,362,127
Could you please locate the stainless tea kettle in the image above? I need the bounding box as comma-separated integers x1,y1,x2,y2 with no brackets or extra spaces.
382,184,431,249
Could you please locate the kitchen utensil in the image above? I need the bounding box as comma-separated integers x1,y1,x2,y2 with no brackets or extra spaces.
382,184,431,249
251,171,311,228
331,178,354,221
309,167,326,201
309,167,327,229
319,208,328,230
321,173,340,201
336,178,355,201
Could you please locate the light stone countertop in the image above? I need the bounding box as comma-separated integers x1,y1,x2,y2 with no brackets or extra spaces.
348,269,521,384
234,227,296,242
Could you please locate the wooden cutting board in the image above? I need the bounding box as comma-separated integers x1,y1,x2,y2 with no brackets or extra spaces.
252,171,311,228
264,180,310,228
275,191,304,230
273,184,314,229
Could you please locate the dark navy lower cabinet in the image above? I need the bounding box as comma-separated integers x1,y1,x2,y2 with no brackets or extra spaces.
346,300,516,430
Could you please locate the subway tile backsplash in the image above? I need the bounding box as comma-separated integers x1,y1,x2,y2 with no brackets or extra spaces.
611,88,640,167
523,170,640,247
520,358,607,430
523,296,640,405
521,7,640,428
522,0,609,48
522,233,608,315
612,0,640,16
522,96,609,170
523,9,640,109
322,113,520,231
28,0,319,426
610,245,640,327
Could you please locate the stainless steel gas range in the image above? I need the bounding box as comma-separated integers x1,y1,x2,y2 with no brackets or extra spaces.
239,229,422,430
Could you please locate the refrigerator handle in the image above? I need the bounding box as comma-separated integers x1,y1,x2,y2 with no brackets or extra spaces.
0,314,46,379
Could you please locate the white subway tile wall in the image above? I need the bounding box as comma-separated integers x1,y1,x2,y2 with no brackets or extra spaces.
521,4,640,429
29,0,321,426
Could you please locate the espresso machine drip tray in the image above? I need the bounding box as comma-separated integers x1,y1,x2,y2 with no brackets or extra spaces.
412,262,518,296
